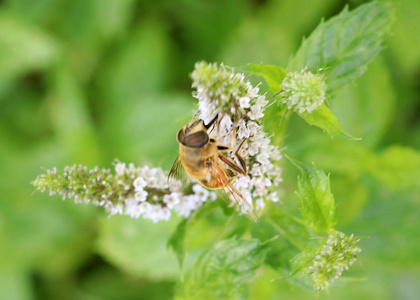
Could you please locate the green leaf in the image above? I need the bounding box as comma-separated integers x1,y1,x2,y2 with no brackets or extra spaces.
222,0,338,68
168,218,188,271
330,57,396,148
48,66,101,164
250,210,313,272
288,1,395,91
180,237,268,300
167,202,222,272
387,0,420,74
0,264,33,300
287,247,318,290
0,13,58,97
287,156,336,233
300,104,357,139
332,176,368,225
96,215,179,280
240,63,287,93
367,145,420,191
293,134,371,175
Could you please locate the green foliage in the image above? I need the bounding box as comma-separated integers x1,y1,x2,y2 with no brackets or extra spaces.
96,215,180,279
288,156,337,233
3,0,420,299
330,57,395,147
285,1,394,138
300,104,356,139
288,231,361,291
0,12,58,97
240,64,287,93
368,145,420,191
288,1,395,91
168,218,189,271
178,237,269,300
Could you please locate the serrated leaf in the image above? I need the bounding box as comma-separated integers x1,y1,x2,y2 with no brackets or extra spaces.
180,237,268,300
288,1,395,91
286,248,318,291
240,63,287,93
287,156,336,233
300,104,357,139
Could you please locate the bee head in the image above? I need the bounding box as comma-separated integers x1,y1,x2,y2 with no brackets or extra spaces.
177,120,209,148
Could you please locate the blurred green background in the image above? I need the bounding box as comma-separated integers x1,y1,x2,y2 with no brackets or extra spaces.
0,0,419,299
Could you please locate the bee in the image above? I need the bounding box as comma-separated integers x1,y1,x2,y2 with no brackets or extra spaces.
169,114,258,221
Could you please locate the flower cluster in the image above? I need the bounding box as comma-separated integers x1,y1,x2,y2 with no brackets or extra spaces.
309,231,361,291
280,69,327,114
191,61,283,212
32,163,216,223
33,62,283,221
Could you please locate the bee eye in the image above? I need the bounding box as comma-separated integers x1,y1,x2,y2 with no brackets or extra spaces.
183,131,209,147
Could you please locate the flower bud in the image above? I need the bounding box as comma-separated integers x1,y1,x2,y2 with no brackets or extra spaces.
280,69,327,114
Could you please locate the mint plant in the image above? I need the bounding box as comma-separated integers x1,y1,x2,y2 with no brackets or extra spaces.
32,1,395,297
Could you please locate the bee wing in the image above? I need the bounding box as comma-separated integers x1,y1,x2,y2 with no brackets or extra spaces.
208,163,258,222
224,183,258,222
168,156,188,187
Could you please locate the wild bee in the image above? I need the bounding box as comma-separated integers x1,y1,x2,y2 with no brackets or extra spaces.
169,114,258,221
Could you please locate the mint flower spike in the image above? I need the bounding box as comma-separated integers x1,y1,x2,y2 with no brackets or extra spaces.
32,162,217,223
309,231,361,291
280,68,327,114
191,61,283,212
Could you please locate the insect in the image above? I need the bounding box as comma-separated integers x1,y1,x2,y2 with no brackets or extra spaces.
169,114,258,221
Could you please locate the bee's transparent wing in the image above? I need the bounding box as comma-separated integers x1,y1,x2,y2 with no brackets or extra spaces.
208,163,258,222
224,183,258,222
168,156,188,188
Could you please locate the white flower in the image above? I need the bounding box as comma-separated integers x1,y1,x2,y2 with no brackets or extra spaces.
192,184,209,201
256,198,265,210
133,177,147,190
115,163,126,176
135,190,148,202
160,207,171,221
108,202,124,216
209,192,217,201
125,197,148,219
138,201,152,215
163,192,181,209
248,105,264,120
174,195,201,218
247,121,259,136
147,204,165,223
267,191,279,202
237,121,250,139
239,97,250,108
191,61,283,213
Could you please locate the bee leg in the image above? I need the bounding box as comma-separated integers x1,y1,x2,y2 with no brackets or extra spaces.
215,113,244,151
204,113,219,131
219,138,248,176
